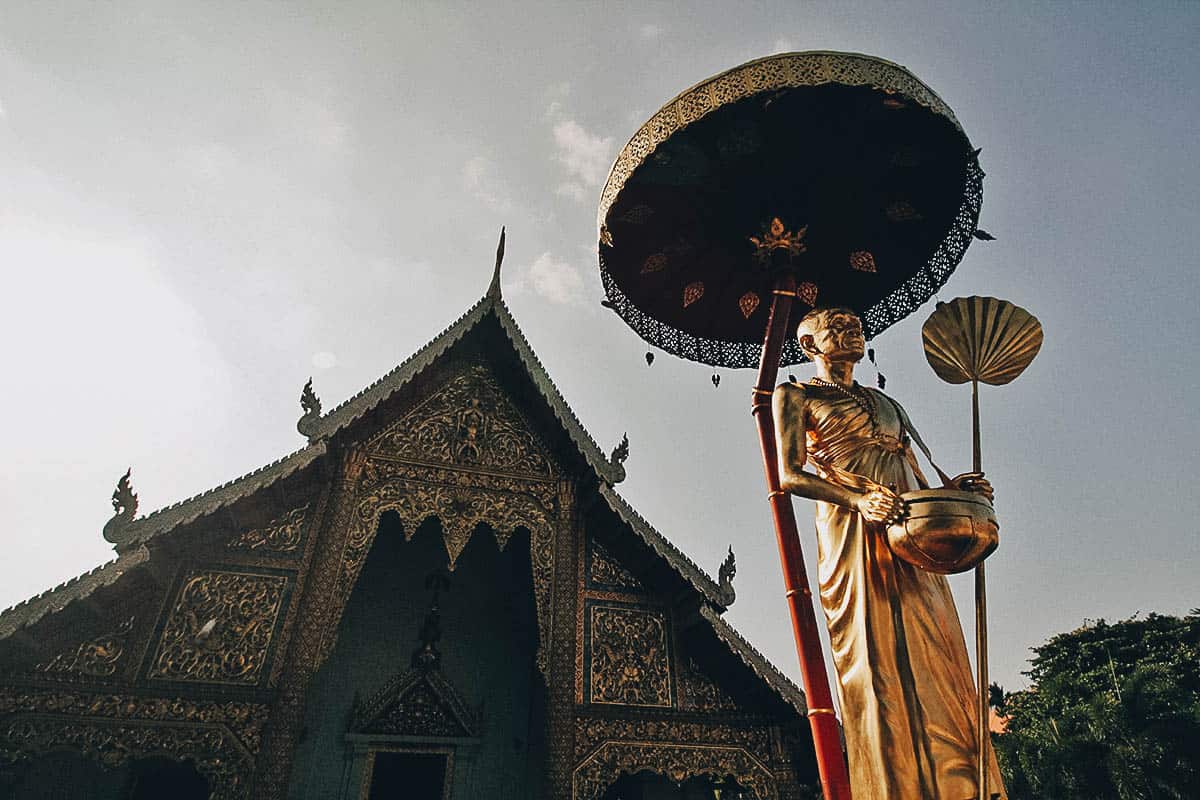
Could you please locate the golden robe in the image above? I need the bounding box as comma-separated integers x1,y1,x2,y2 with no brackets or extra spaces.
783,382,1005,799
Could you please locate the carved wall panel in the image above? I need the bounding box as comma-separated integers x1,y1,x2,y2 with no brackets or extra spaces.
148,570,289,686
585,603,672,707
227,506,308,554
586,537,643,593
572,741,776,800
366,364,556,478
35,617,134,678
0,688,266,800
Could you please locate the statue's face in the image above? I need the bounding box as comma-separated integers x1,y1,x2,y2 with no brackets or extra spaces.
808,310,865,362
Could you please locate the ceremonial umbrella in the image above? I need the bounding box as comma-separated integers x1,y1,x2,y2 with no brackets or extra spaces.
597,52,984,800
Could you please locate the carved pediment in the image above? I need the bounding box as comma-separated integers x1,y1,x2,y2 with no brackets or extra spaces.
366,364,556,478
351,669,478,739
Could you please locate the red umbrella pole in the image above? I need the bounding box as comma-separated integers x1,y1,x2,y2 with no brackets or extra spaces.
751,275,853,800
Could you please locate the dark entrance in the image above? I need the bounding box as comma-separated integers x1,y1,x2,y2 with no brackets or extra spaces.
366,751,449,800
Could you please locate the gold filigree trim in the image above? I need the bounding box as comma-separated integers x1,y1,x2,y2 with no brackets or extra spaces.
148,570,288,686
586,604,672,707
228,506,308,553
572,741,776,800
36,617,134,677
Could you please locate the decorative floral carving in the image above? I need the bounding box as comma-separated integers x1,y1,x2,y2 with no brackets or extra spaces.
572,741,776,800
149,570,288,686
573,716,770,761
681,658,740,714
587,605,672,707
682,282,705,308
352,679,475,738
36,617,134,677
228,506,308,553
0,688,266,800
367,365,555,478
588,539,642,593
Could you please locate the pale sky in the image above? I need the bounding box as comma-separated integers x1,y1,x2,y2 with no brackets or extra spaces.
1,1,1197,694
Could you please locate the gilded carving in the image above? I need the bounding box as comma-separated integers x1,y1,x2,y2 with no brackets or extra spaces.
680,658,740,714
587,538,642,592
331,465,556,672
36,617,134,677
149,570,288,686
367,364,555,478
587,605,672,707
0,688,266,800
572,741,776,800
228,506,308,553
573,716,770,761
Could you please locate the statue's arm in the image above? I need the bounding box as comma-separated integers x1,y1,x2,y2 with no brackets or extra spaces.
772,383,861,509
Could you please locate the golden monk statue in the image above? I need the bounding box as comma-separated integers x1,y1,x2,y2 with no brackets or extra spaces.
772,307,1005,799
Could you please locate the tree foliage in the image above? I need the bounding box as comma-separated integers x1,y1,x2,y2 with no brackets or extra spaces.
993,610,1200,799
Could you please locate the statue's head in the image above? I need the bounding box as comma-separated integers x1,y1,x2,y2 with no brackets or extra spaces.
796,307,865,363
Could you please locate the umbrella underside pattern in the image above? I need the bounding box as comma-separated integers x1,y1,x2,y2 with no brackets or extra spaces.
599,55,982,369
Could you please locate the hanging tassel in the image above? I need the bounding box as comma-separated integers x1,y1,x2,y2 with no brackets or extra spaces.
788,374,798,383
645,352,655,366
868,347,876,365
711,373,720,388
877,372,887,390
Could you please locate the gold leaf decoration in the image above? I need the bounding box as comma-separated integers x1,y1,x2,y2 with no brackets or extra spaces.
641,253,668,274
683,281,704,308
797,282,819,306
849,251,877,272
738,292,761,319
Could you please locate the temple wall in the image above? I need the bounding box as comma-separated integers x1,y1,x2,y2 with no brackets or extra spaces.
286,514,543,800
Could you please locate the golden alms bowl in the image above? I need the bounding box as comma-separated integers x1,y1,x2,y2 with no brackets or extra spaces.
887,489,998,574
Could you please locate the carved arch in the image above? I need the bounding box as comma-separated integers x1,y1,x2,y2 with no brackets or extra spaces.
0,690,265,800
316,362,567,673
572,741,776,800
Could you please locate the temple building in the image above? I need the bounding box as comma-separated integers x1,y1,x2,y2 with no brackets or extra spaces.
0,240,818,799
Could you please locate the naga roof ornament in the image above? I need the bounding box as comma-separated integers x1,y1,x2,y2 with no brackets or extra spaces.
102,468,138,544
297,377,323,442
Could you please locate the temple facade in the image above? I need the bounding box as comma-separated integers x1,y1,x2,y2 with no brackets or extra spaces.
0,251,818,799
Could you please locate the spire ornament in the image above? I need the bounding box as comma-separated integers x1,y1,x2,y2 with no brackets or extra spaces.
297,378,323,442
487,226,506,298
102,468,138,544
608,433,629,484
717,546,737,606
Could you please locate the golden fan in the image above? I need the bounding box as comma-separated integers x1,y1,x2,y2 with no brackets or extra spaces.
905,295,1042,800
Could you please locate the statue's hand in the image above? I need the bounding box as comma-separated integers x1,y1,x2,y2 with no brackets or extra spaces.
949,472,994,503
856,488,906,525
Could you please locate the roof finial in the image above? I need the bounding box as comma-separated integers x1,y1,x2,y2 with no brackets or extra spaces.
487,226,506,298
102,468,138,545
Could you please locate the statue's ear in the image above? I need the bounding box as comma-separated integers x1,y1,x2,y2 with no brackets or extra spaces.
798,334,818,356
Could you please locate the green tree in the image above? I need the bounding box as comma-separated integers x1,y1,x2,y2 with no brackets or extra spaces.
992,610,1200,799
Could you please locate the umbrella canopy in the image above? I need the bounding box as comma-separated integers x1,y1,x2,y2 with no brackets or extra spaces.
598,51,983,368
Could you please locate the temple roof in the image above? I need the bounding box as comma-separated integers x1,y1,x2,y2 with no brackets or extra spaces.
0,239,803,715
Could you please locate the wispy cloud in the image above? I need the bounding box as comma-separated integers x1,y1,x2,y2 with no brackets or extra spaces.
516,251,585,305
551,120,614,204
461,155,514,213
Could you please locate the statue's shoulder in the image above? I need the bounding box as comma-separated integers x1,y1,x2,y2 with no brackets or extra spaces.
773,379,806,398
